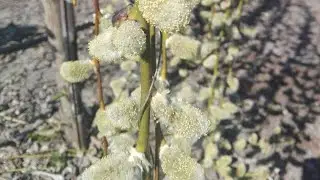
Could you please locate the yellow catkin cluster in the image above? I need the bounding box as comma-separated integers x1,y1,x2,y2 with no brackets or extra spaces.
59,60,92,83
88,21,146,63
160,145,204,180
138,0,199,32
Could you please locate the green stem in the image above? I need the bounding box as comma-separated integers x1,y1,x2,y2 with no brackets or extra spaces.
150,25,156,72
160,32,168,80
129,4,153,154
136,31,152,153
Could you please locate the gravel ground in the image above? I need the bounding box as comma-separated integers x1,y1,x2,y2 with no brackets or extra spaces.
0,0,319,179
235,0,320,179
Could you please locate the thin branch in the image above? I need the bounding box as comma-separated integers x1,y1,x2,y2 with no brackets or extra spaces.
153,121,163,180
92,58,105,110
160,31,168,80
102,136,109,156
92,0,101,36
137,41,161,126
91,0,105,110
91,0,108,156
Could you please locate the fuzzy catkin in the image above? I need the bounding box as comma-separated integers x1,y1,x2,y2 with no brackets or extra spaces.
88,27,121,63
106,98,139,132
151,92,172,123
160,145,205,180
88,21,146,62
151,93,209,143
94,109,110,136
94,98,139,137
80,155,125,180
166,34,200,60
112,20,146,59
138,0,198,32
60,60,92,83
169,100,210,143
80,153,142,180
108,133,136,155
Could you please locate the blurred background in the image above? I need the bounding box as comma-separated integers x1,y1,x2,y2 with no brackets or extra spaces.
0,0,319,179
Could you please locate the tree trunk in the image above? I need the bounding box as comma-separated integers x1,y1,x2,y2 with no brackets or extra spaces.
41,0,88,149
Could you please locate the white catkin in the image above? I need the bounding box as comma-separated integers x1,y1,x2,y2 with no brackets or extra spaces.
112,20,146,59
88,27,121,63
80,152,143,180
160,145,205,180
166,34,201,60
138,0,196,32
169,100,210,143
60,60,92,83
